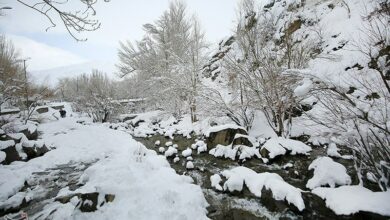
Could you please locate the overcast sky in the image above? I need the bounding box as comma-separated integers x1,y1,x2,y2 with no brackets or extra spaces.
0,0,238,72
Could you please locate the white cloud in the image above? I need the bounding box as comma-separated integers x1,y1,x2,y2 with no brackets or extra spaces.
1,0,238,71
8,35,86,71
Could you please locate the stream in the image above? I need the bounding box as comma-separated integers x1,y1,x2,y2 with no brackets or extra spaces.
134,134,387,220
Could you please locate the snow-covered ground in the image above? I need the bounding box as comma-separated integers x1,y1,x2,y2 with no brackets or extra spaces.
0,111,208,219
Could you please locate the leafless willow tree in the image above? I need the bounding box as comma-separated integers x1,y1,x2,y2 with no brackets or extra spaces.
15,0,109,41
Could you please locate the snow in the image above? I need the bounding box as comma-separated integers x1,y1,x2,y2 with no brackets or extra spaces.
17,123,37,134
327,143,353,159
173,156,180,163
205,124,246,137
0,140,15,150
209,144,238,160
209,144,260,161
261,137,311,159
0,116,209,219
186,161,194,169
0,151,6,163
237,145,261,160
158,147,165,153
306,157,351,189
154,140,160,146
164,146,178,157
182,148,192,157
186,156,193,161
294,78,313,97
192,140,207,154
327,143,341,158
313,186,390,216
248,111,278,138
282,163,293,169
210,174,223,191
165,141,173,147
221,167,305,211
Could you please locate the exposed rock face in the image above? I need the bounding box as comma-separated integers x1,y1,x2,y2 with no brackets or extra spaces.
206,127,247,148
202,36,235,80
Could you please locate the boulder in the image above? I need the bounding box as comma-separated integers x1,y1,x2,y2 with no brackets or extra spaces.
0,140,21,165
260,147,271,159
22,141,50,160
206,126,247,148
232,134,252,147
5,133,27,144
35,107,49,114
18,125,38,140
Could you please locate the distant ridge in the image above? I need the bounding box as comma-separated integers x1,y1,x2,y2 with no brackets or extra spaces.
31,60,117,87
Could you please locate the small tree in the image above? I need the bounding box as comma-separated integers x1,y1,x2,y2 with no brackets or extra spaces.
220,0,319,136
117,1,207,121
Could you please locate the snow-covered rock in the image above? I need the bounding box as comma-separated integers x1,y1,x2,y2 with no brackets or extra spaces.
209,144,260,161
313,186,390,216
158,147,165,153
186,161,194,169
165,141,173,147
221,167,305,211
164,146,177,157
182,148,192,157
210,174,223,191
205,124,247,148
186,156,193,161
209,144,238,160
0,151,5,163
173,156,180,163
154,140,160,146
306,157,351,189
0,140,15,150
261,137,311,159
193,140,207,154
327,143,353,159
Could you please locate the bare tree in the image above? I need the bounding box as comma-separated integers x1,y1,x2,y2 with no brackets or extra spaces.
305,1,390,190
15,0,109,41
0,35,24,113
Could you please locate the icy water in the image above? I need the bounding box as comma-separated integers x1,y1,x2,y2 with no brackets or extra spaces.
0,161,95,219
135,134,387,220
